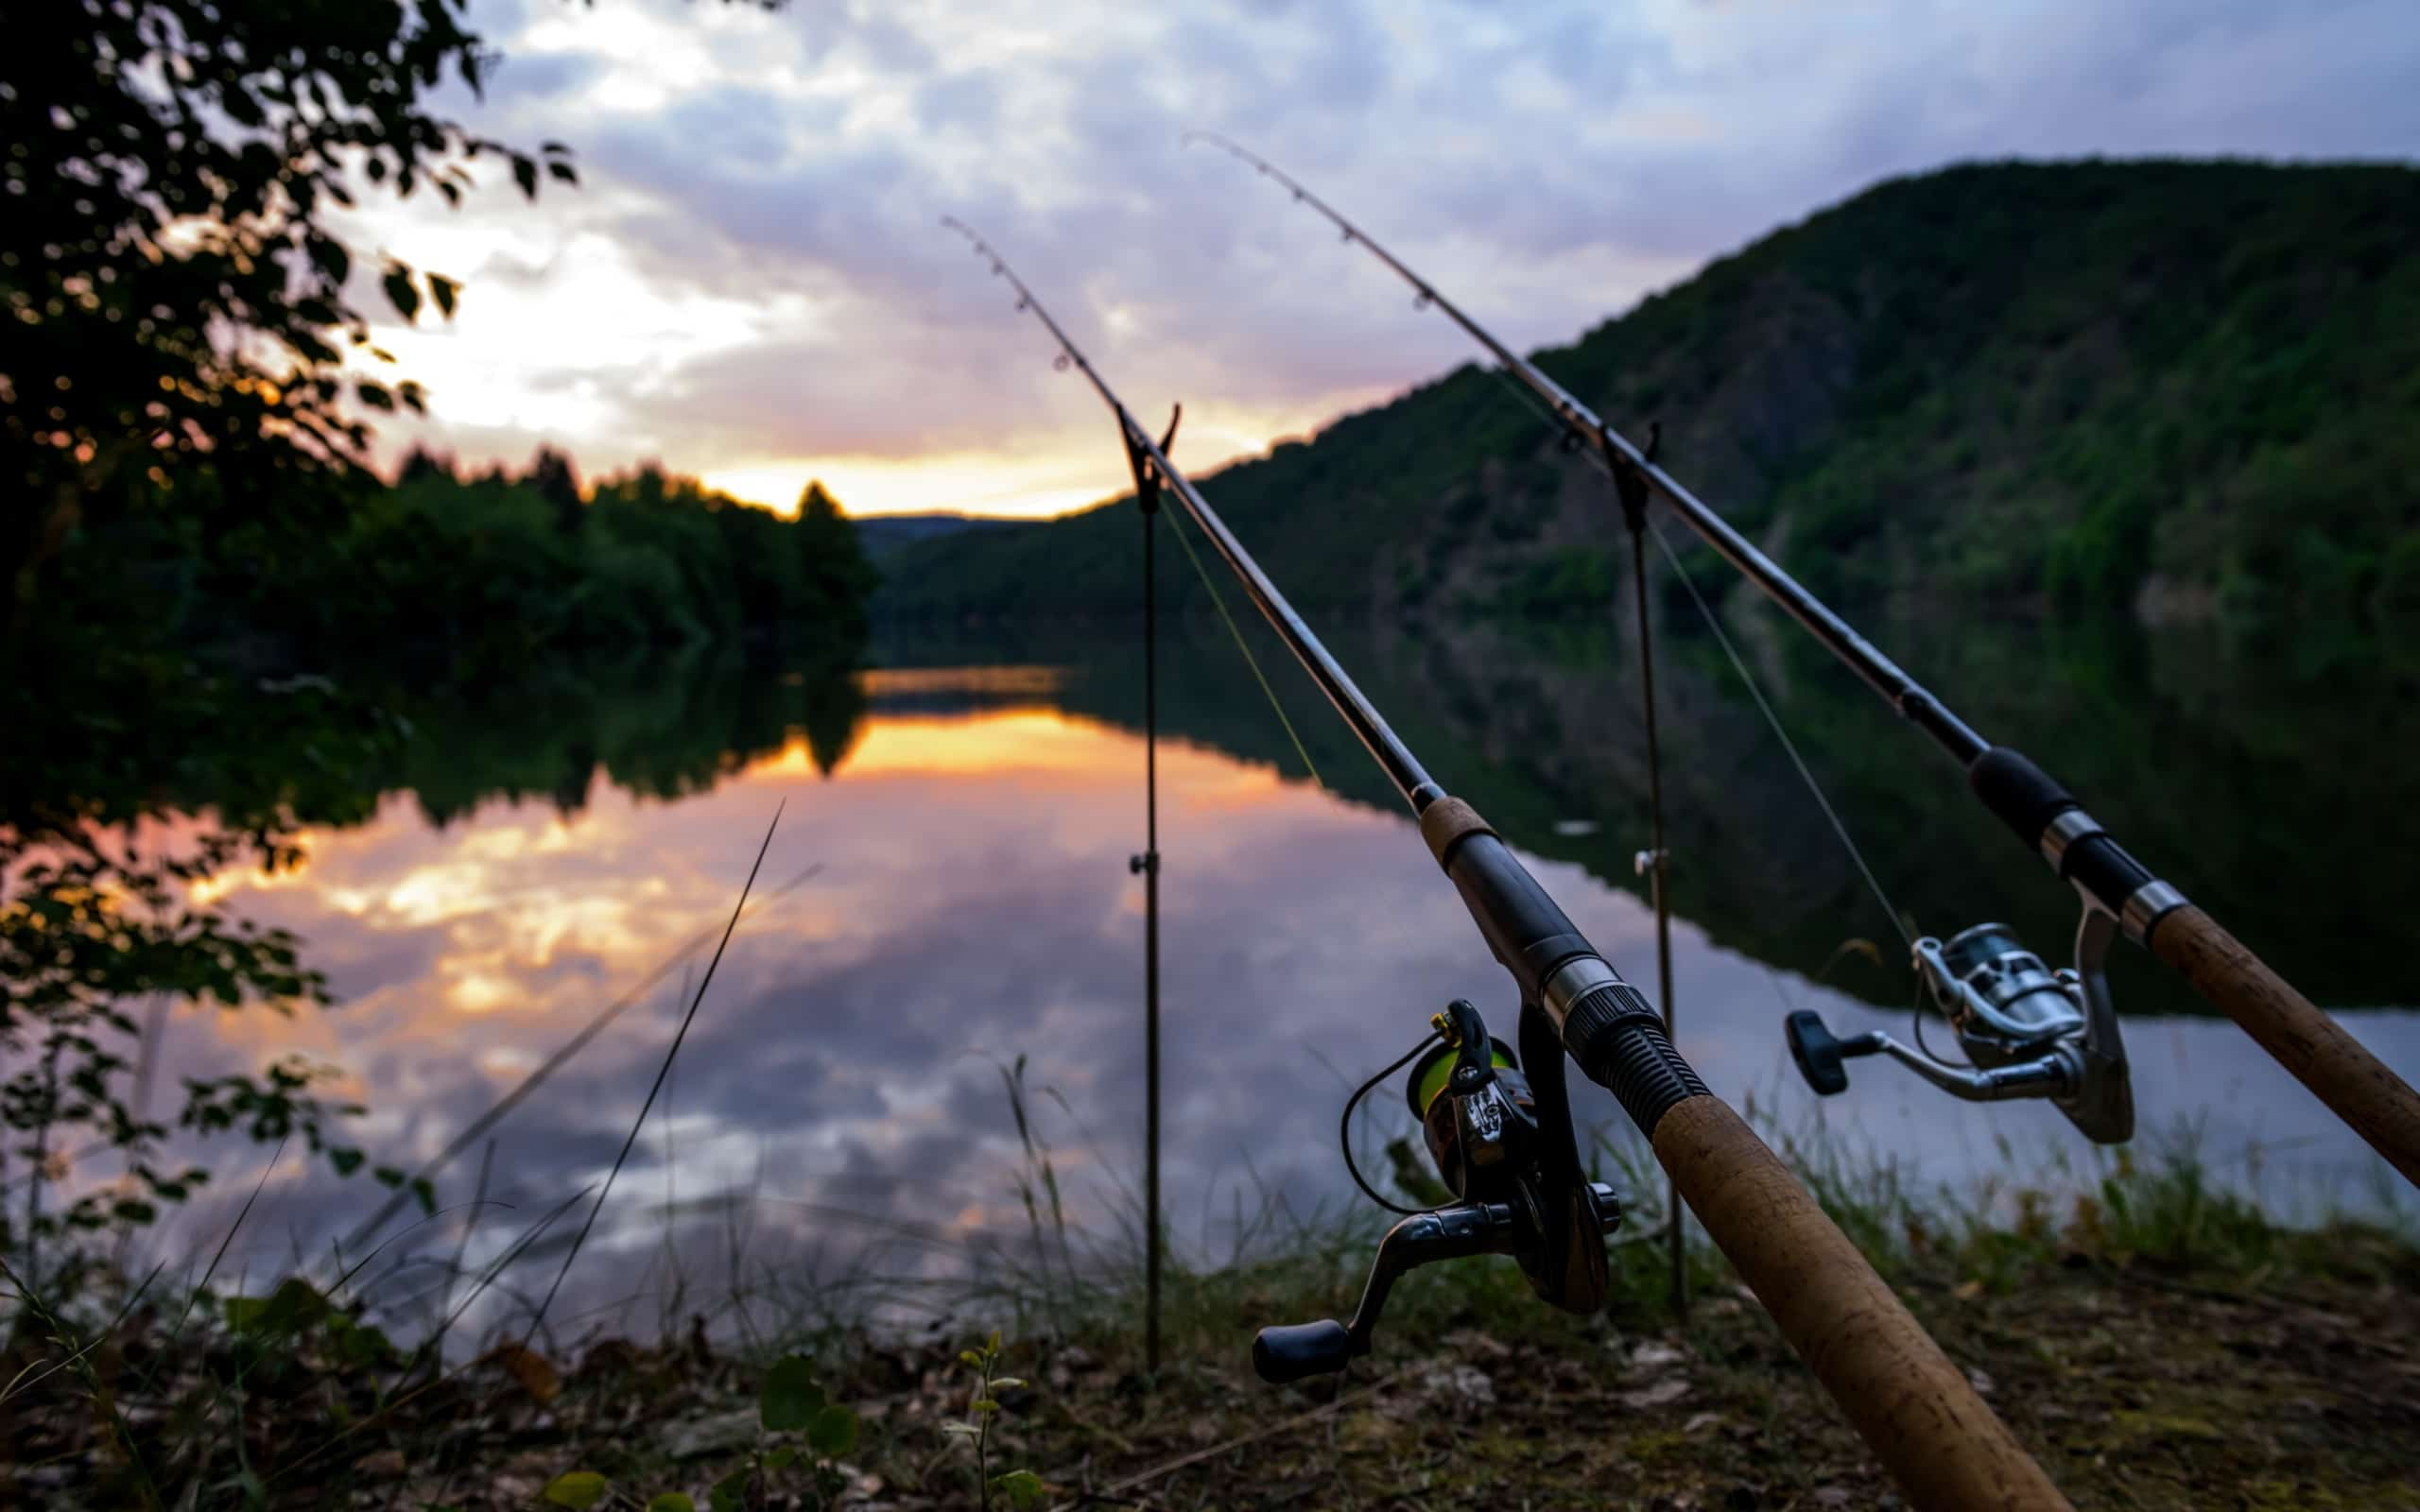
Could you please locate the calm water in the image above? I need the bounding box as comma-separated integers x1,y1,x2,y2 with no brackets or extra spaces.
133,612,2420,1340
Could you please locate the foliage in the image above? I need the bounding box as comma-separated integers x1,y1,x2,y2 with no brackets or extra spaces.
888,161,2420,634
0,656,403,1286
0,0,580,640
543,1471,610,1508
243,455,879,676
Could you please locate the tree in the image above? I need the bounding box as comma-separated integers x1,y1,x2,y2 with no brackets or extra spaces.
398,445,458,487
794,481,878,640
0,0,579,645
0,0,768,1290
526,445,585,534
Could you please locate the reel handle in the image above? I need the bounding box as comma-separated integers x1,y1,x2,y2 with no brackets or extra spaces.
1250,1184,1623,1383
1785,1009,1882,1095
1252,1320,1357,1383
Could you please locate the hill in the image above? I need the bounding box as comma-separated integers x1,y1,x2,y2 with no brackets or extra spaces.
879,160,2420,631
854,511,1037,563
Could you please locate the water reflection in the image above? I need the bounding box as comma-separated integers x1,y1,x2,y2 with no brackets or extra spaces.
135,627,2418,1343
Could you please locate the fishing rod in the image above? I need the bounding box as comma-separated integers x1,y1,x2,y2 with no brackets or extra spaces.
1189,132,2420,1190
943,215,2071,1512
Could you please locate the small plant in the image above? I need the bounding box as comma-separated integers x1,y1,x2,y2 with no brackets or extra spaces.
945,1331,1041,1510
542,1353,857,1512
735,1352,858,1509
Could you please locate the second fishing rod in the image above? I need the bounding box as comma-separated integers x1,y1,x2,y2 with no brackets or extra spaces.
1189,131,2420,1192
943,215,2073,1512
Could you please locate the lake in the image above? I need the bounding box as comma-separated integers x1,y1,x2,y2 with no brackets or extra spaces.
129,609,2420,1345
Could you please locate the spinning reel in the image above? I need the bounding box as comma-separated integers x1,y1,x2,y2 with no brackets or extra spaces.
1253,998,1622,1383
1783,911,2134,1143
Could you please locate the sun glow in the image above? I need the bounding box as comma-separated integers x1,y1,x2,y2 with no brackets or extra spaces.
700,452,1126,521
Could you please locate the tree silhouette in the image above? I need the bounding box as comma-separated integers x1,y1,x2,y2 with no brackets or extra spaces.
398,446,458,488
794,481,879,640
526,446,584,535
800,663,870,778
0,2,586,645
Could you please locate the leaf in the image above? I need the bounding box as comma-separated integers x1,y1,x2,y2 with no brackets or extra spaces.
548,161,578,185
428,274,458,318
994,1469,1044,1509
355,380,395,411
806,1403,857,1458
328,1145,364,1176
512,154,538,199
708,1470,750,1512
307,236,350,284
328,1314,396,1366
646,1498,695,1512
763,1447,796,1470
382,266,420,321
542,1471,608,1509
991,1377,1027,1391
759,1353,822,1432
226,1278,326,1335
485,1343,562,1403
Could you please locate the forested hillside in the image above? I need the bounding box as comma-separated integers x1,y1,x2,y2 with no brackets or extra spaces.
883,161,2420,632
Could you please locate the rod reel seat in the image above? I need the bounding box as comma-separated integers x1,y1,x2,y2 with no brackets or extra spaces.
1781,912,2134,1144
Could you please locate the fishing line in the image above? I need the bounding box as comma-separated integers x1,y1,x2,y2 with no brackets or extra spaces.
1645,519,1914,952
1339,1029,1443,1215
339,858,826,1254
1158,500,1327,790
1473,357,1914,951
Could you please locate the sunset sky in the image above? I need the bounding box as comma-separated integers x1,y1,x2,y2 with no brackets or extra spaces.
352,0,2419,519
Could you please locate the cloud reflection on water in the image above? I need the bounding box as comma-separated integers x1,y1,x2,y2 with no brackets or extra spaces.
148,670,2416,1342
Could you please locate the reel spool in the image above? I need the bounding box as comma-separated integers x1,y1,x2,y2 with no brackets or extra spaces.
1405,1011,1533,1201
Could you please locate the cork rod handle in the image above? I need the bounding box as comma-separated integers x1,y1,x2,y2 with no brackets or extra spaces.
1653,1095,2072,1512
2152,905,2420,1189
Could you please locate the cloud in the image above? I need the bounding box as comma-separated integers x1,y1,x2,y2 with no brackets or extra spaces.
352,0,2420,512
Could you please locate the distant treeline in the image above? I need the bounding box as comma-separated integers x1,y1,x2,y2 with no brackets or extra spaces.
236,448,879,674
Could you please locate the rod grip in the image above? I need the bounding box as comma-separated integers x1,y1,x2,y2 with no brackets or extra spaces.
2149,905,2420,1189
1652,1095,2071,1512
